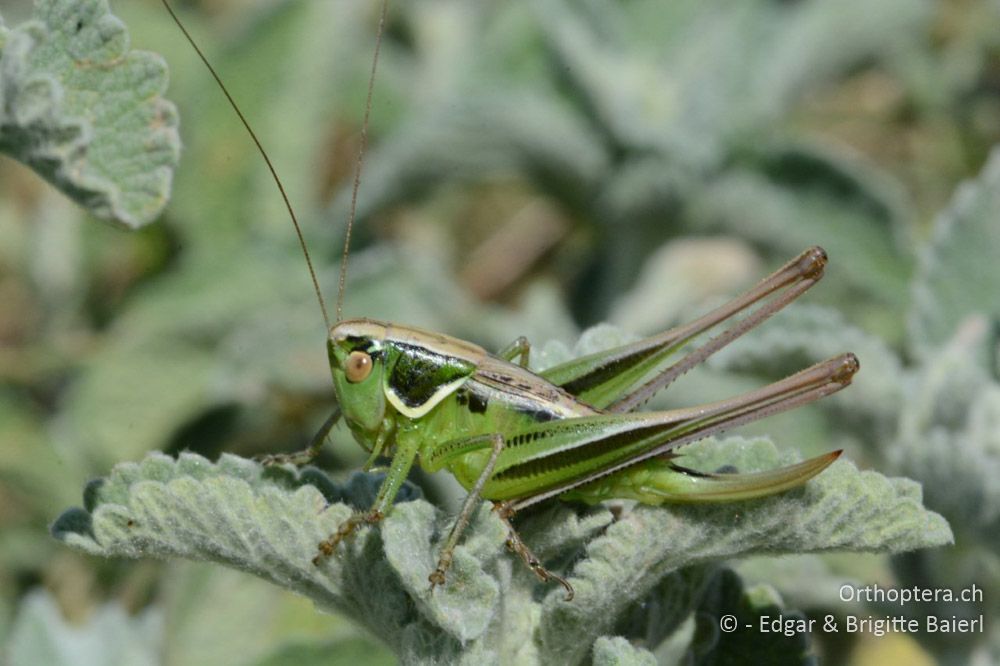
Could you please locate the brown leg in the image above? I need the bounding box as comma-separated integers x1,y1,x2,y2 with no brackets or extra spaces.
495,502,574,601
313,509,384,565
258,408,341,467
609,247,828,413
429,434,505,591
314,431,417,565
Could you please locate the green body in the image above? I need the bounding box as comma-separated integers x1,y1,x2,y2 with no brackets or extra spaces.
313,248,857,594
328,311,852,514
315,248,858,594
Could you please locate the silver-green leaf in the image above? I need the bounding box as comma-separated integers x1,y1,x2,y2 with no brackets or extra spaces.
0,0,179,227
592,636,657,666
909,146,1000,357
892,317,1000,539
53,442,950,664
537,438,951,663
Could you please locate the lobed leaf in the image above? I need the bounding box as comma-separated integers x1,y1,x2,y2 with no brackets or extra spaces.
591,636,657,666
0,0,179,227
536,438,951,664
891,318,1000,539
54,441,949,664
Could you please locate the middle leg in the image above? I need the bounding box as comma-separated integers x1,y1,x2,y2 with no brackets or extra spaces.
429,434,505,590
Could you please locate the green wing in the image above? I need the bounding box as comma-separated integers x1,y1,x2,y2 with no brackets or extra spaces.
429,354,854,507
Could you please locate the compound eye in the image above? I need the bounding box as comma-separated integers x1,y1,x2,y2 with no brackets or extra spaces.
345,350,373,383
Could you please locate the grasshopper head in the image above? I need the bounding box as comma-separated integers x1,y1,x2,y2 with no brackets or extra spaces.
329,318,483,441
328,318,391,442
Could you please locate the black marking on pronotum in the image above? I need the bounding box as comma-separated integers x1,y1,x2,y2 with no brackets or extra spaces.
387,342,474,409
345,335,376,353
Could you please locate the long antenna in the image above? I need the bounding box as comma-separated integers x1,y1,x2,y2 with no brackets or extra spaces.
337,0,390,322
160,0,331,330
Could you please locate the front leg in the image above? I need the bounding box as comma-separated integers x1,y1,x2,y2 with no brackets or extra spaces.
313,416,418,565
313,508,384,565
258,407,341,467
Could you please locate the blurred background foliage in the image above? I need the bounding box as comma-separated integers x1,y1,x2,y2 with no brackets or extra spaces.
2,0,1000,663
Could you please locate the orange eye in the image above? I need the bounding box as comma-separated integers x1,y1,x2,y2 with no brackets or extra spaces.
345,350,373,383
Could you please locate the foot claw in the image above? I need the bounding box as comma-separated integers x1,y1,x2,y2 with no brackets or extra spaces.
552,573,575,602
255,453,282,467
313,510,383,566
428,569,446,593
255,451,313,467
312,536,340,566
495,502,575,600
